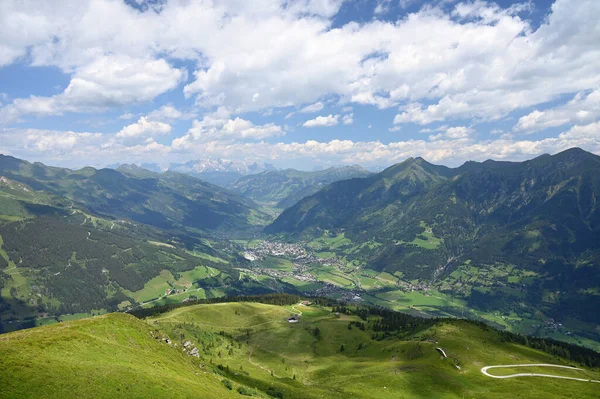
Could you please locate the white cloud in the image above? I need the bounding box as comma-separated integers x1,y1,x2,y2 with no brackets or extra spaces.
388,126,402,132
116,117,172,140
303,114,339,128
0,0,599,166
514,89,600,133
146,105,182,121
342,113,354,125
2,120,599,170
0,0,598,127
429,126,474,141
399,0,419,9
146,104,197,122
0,55,185,123
173,108,284,147
170,122,600,168
300,102,325,113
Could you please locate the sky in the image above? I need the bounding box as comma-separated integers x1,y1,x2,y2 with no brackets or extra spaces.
0,0,599,170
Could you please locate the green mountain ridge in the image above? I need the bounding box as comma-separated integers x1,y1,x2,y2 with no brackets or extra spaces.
266,148,600,341
0,155,276,333
228,165,372,211
0,154,271,236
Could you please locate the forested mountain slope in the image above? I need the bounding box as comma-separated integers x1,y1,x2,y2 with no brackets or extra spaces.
267,148,600,330
0,155,270,235
0,155,273,333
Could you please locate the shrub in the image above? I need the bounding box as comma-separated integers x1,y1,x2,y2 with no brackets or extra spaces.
266,387,284,398
237,386,253,396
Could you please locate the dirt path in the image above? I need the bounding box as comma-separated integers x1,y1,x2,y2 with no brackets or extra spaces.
248,349,279,377
290,304,303,316
481,364,600,383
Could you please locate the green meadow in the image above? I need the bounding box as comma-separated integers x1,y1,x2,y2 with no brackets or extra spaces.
1,301,599,398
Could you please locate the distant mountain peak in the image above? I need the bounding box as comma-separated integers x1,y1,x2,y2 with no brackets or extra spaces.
553,147,598,161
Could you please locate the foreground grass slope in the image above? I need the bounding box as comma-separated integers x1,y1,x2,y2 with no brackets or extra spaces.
149,302,600,399
0,313,237,399
2,302,598,398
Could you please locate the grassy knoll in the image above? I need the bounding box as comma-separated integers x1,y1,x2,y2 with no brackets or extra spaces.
307,231,353,251
0,313,237,399
150,302,294,332
146,302,600,399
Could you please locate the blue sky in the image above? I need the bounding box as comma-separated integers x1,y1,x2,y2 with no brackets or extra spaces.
0,0,598,170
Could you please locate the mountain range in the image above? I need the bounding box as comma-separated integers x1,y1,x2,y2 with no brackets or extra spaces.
267,148,600,340
0,155,269,236
227,165,372,210
117,159,278,186
1,149,600,350
0,155,274,332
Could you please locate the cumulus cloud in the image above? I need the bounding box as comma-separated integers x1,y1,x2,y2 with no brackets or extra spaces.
0,0,599,167
118,112,137,120
1,0,599,125
172,108,284,148
514,89,600,133
374,0,392,15
342,114,354,125
169,122,600,168
428,126,474,141
0,127,169,167
116,117,172,140
0,55,185,123
303,114,339,128
2,120,599,169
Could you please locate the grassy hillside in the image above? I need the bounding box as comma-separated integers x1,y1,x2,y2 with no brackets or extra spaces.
2,300,599,398
146,301,600,399
0,313,237,398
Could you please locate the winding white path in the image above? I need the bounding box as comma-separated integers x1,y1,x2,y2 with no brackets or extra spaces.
481,364,600,383
291,304,303,316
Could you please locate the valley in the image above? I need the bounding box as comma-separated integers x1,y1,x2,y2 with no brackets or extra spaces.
2,2,599,397
232,237,600,351
1,149,599,357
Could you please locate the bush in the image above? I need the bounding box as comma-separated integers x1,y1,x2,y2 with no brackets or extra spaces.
237,386,253,396
266,387,284,398
222,379,233,390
